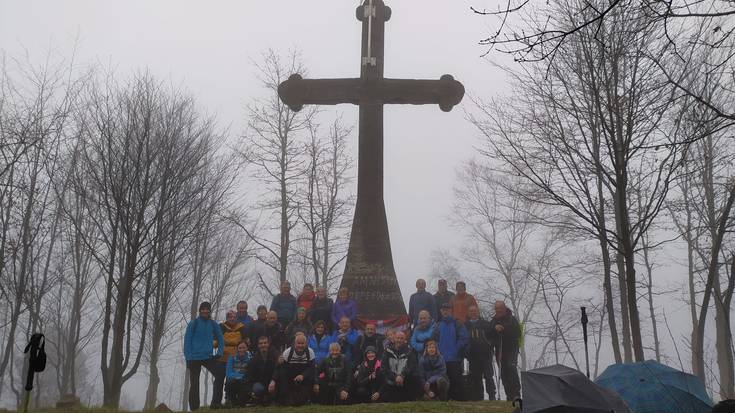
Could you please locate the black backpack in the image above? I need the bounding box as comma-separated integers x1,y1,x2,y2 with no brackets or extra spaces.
23,333,46,391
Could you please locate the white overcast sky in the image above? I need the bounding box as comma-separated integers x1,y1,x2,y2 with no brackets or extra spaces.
0,0,511,303
0,1,701,406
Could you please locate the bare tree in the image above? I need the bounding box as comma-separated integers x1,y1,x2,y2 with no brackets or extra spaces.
668,70,735,394
0,52,83,401
454,161,575,369
298,117,354,289
240,49,318,286
468,1,693,362
472,0,735,123
76,71,226,407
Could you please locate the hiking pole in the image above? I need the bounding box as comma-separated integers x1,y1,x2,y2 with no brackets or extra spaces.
497,333,504,400
581,307,590,378
22,333,46,413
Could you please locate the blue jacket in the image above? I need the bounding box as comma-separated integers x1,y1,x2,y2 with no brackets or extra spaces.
309,333,336,363
409,290,437,324
433,316,468,362
410,323,436,353
184,317,225,361
226,352,253,380
331,299,358,325
418,353,448,384
332,328,361,366
270,294,297,324
237,313,254,326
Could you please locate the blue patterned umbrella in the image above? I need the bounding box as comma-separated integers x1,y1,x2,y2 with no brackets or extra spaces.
595,360,712,413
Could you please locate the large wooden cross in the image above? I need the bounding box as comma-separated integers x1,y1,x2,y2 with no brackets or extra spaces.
279,0,464,328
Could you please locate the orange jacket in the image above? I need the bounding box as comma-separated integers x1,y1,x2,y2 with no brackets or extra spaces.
218,321,247,362
449,293,478,324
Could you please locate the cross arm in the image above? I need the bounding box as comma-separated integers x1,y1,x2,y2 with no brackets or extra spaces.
278,74,465,112
278,74,362,111
379,75,464,112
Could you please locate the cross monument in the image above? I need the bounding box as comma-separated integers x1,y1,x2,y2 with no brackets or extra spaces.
278,0,464,330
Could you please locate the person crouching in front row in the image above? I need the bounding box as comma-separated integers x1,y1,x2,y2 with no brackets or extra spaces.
376,331,421,402
225,341,253,407
272,334,316,406
418,340,449,401
314,342,351,405
245,336,278,406
354,346,384,403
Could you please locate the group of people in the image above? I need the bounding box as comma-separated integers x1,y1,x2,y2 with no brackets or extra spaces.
183,279,521,410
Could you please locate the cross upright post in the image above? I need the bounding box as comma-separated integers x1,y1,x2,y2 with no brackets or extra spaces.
278,0,464,330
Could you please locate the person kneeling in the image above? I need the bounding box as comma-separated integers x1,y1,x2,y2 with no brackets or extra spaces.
273,334,316,406
355,346,384,403
246,336,279,405
314,342,351,405
419,340,449,401
225,341,253,407
376,331,420,402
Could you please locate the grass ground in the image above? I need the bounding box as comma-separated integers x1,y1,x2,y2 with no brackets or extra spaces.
14,401,515,413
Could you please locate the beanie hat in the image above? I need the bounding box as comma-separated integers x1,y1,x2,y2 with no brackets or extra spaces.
199,301,212,311
364,345,377,356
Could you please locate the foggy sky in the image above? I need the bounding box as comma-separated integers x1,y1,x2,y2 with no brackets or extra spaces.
0,0,700,408
0,0,507,302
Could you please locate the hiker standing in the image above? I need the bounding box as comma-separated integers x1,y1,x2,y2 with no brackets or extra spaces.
409,279,437,327
433,279,455,321
270,281,297,328
297,283,317,312
409,310,436,354
184,301,226,410
434,302,469,401
490,300,522,401
308,286,335,333
466,305,497,400
448,281,478,324
236,301,254,327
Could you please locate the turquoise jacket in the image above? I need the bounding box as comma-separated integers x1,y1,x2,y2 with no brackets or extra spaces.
410,323,436,353
226,352,253,380
184,317,225,361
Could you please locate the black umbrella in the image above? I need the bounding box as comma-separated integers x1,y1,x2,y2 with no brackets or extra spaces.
521,364,631,413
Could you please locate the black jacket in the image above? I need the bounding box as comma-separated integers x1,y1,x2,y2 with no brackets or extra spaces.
380,345,418,392
308,297,334,331
355,358,385,393
465,318,496,361
355,333,385,364
317,355,351,391
246,349,279,385
252,322,286,352
489,310,521,358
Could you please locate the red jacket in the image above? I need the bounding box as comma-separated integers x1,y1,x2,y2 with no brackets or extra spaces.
297,291,316,311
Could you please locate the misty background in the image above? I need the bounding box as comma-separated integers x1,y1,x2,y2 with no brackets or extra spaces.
1,0,731,410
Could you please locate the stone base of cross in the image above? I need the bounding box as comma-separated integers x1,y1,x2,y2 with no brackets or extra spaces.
279,0,464,332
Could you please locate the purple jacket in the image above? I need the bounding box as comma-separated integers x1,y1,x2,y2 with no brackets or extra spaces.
332,299,358,325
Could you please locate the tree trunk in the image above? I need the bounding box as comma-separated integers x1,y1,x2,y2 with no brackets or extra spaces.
642,243,661,362
693,185,735,380
616,251,633,362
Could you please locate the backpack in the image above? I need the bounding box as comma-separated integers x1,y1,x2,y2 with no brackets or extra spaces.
23,333,46,392
286,347,313,363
